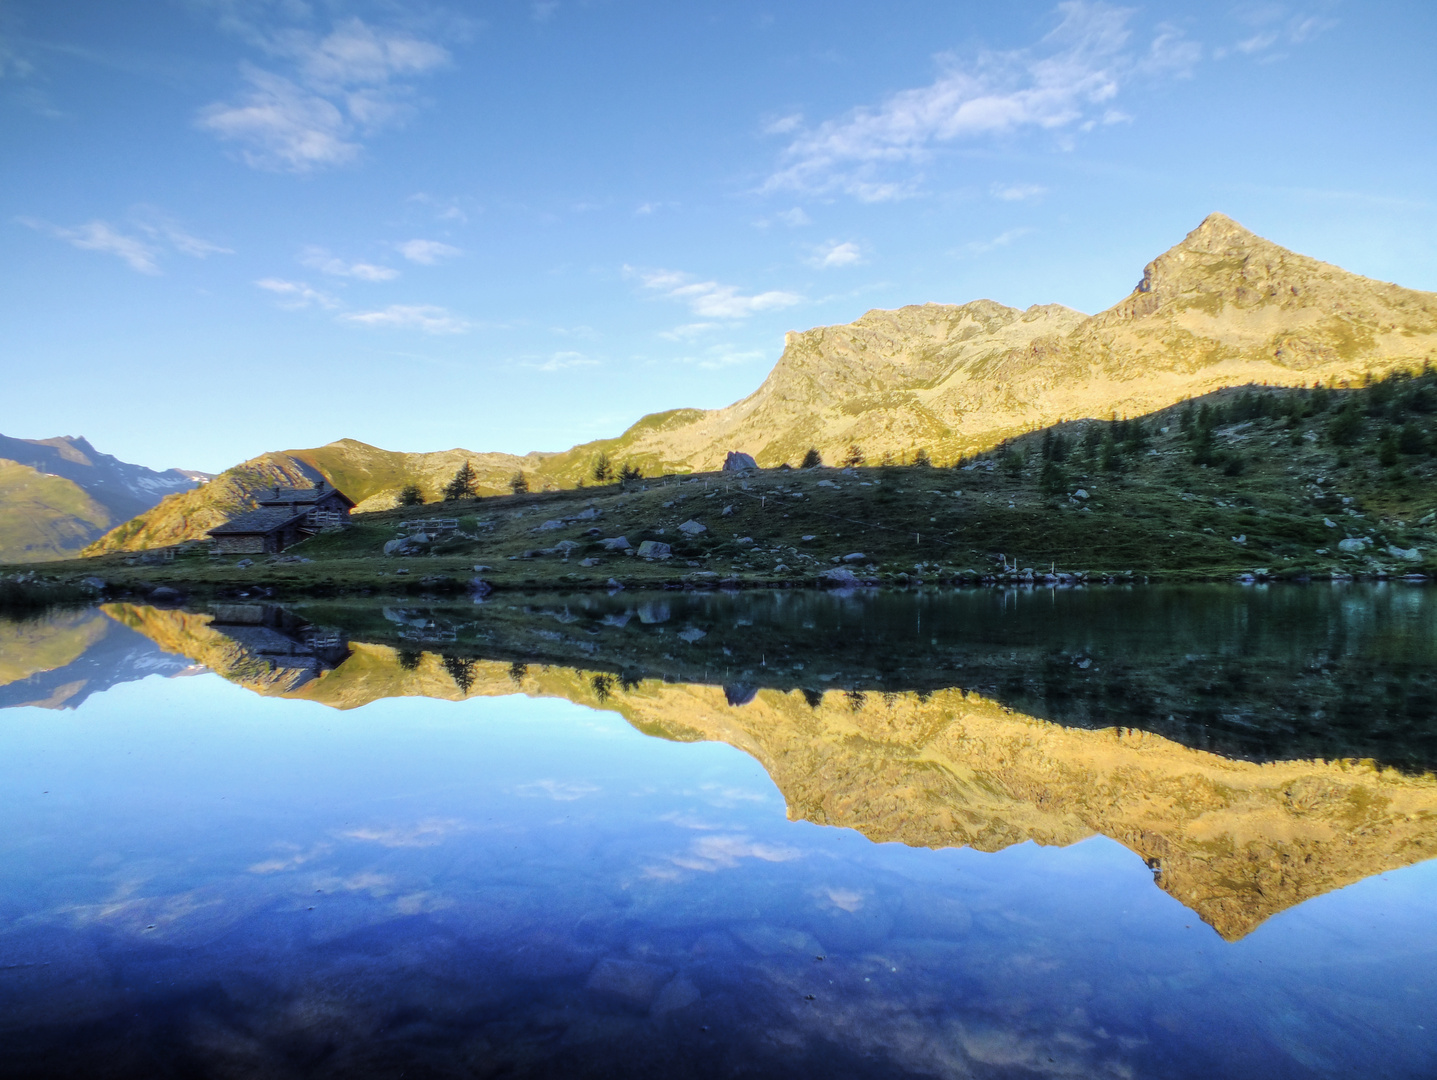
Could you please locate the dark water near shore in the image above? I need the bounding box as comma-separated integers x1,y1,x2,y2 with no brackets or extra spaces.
1,585,1436,1078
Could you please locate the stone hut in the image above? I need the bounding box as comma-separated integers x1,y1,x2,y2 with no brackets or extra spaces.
207,478,356,555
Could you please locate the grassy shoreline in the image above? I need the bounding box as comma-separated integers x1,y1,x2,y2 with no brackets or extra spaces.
5,382,1435,604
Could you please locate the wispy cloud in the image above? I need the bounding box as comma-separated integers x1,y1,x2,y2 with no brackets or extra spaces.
20,218,159,273
991,181,1048,201
663,834,801,873
514,777,600,798
521,351,601,372
342,303,471,333
398,238,461,264
627,266,802,319
763,2,1198,201
762,111,804,135
658,322,720,341
198,17,451,172
300,245,398,280
808,240,864,268
255,277,341,309
958,226,1036,256
1218,5,1337,60
341,818,465,847
20,212,229,274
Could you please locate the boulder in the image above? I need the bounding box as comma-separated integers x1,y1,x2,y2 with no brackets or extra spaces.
721,504,734,516
821,567,860,586
600,536,631,551
637,540,671,559
80,577,107,591
469,577,493,598
841,552,867,562
1388,544,1423,563
677,627,707,643
1073,489,1089,500
235,558,253,569
553,539,580,554
678,519,707,536
383,538,406,555
606,578,625,591
148,586,182,603
536,520,565,531
637,601,670,624
1338,537,1372,553
722,451,758,472
736,536,754,546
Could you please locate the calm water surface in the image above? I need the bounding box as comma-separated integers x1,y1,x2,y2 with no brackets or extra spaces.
1,585,1435,1078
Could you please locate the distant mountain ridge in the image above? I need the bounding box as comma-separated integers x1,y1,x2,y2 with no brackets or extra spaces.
0,434,206,563
83,213,1437,554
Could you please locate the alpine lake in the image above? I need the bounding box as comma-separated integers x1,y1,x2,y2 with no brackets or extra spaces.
2,583,1436,1079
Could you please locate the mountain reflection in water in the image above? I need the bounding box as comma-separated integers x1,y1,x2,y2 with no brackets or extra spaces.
10,585,1436,942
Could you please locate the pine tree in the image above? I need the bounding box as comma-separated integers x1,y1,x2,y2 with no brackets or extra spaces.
592,452,614,483
800,448,822,469
619,462,643,482
912,447,931,467
509,471,530,495
398,483,425,506
842,444,865,468
442,461,478,501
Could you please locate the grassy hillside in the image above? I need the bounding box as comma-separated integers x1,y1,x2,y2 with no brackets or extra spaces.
0,459,113,563
22,373,1436,597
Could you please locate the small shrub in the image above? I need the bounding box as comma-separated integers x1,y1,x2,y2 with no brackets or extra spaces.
800,448,822,469
398,483,425,506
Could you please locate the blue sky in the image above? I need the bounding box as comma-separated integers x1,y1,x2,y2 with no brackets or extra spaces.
3,0,1435,473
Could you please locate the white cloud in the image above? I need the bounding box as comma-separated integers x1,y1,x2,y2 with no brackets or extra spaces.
762,111,804,135
342,304,471,334
198,17,450,172
20,218,160,274
255,277,340,309
776,207,812,226
666,834,800,872
521,352,600,372
627,265,802,319
991,182,1048,201
658,322,720,341
300,245,398,280
959,227,1036,256
398,238,461,264
1219,6,1337,59
809,240,864,268
764,2,1198,201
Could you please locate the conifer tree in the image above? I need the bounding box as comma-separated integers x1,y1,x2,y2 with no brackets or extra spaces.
509,471,530,495
443,461,478,501
398,483,425,506
800,447,822,469
592,452,614,483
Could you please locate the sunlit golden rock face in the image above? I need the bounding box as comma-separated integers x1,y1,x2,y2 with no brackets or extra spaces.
105,605,1437,942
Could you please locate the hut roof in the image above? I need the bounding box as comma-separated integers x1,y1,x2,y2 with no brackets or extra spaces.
256,483,355,508
207,507,310,537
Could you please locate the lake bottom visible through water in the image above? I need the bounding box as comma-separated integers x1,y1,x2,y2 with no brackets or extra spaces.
1,587,1435,1078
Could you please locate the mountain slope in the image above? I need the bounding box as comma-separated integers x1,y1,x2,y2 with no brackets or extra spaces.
0,434,205,563
84,213,1437,552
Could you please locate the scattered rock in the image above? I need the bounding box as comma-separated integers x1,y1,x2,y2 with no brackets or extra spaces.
1388,544,1423,562
820,567,860,586
235,558,253,569
1231,534,1246,545
599,536,631,551
637,601,671,624
816,479,837,488
383,539,407,555
473,565,491,572
677,627,707,643
637,540,671,560
841,552,867,562
801,535,816,541
553,539,580,554
148,586,182,603
579,557,600,567
736,537,754,546
80,577,106,591
723,451,758,472
721,504,734,516
1338,537,1372,553
535,520,565,532
606,578,624,591
1072,489,1089,500
1324,518,1338,528
470,578,492,597
678,519,707,536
